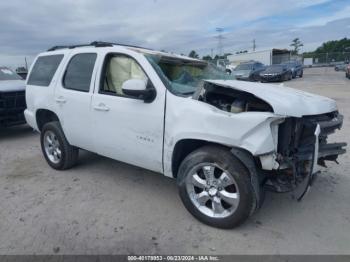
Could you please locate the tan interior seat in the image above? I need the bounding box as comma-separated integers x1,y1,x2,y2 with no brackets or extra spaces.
105,56,147,95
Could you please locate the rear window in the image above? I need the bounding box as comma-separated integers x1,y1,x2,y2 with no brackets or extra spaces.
27,55,64,86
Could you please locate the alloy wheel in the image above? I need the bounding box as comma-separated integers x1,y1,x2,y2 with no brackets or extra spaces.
186,163,240,218
43,130,62,164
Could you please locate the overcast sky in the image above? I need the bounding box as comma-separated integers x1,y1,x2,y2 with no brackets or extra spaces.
1,0,349,68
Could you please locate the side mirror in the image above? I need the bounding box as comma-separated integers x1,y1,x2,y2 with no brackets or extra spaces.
122,79,156,103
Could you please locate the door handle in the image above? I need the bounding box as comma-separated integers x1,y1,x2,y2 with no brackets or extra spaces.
93,103,110,112
55,96,67,104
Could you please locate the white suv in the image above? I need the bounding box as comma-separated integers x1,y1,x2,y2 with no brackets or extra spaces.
25,42,346,228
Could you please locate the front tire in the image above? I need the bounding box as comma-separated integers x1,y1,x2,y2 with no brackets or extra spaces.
177,146,256,228
40,121,79,170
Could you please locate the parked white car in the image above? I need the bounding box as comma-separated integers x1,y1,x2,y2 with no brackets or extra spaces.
25,42,346,228
225,63,237,74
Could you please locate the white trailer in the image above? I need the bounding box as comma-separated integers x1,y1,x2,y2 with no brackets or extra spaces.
303,58,313,67
227,49,291,66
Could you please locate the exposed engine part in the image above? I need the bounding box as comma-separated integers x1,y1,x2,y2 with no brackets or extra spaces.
194,82,273,113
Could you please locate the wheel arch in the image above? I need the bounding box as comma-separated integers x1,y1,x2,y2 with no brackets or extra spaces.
171,138,261,179
171,138,264,213
36,109,60,132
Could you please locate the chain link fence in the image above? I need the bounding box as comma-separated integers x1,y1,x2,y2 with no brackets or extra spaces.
303,52,350,67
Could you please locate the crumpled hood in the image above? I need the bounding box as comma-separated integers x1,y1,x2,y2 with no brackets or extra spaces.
205,80,337,117
0,80,26,92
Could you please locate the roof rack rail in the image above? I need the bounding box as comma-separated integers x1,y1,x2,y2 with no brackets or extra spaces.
89,41,153,50
89,41,115,47
47,41,115,51
47,41,153,52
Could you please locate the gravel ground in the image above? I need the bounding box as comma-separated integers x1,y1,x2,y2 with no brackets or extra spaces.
0,67,349,255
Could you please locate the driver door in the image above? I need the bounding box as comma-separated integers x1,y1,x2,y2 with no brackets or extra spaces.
91,53,165,173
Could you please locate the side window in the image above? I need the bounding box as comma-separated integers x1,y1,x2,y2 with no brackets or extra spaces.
63,53,97,92
100,54,147,96
27,55,64,86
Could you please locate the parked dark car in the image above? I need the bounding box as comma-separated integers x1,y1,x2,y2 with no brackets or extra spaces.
232,61,265,81
260,64,292,82
0,67,26,127
283,61,303,78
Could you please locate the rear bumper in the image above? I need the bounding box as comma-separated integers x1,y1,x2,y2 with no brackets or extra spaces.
24,109,38,131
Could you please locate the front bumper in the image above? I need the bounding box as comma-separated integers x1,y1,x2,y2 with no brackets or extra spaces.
0,91,26,127
295,113,346,164
266,111,346,198
260,74,282,82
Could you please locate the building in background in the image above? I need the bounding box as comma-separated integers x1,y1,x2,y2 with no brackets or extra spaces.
227,49,293,66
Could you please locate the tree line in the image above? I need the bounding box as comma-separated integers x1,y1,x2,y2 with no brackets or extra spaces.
303,38,350,62
187,37,350,63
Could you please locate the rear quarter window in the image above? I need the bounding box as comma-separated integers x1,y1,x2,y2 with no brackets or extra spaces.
63,53,97,92
27,55,64,86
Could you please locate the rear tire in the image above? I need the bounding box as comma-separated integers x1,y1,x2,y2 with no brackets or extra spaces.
177,146,256,228
40,121,79,170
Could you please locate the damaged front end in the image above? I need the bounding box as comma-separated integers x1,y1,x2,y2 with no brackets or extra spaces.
196,80,346,200
266,111,346,199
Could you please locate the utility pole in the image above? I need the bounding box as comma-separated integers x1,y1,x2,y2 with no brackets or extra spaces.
253,39,256,52
24,57,28,71
215,28,224,57
211,48,213,58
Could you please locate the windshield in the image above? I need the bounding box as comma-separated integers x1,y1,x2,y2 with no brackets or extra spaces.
0,67,22,81
145,54,235,95
284,61,297,66
235,64,253,70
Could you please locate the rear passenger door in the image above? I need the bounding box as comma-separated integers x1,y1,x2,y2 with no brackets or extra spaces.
54,51,98,151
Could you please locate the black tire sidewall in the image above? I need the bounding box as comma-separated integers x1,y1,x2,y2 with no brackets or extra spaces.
177,146,255,229
40,122,67,170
